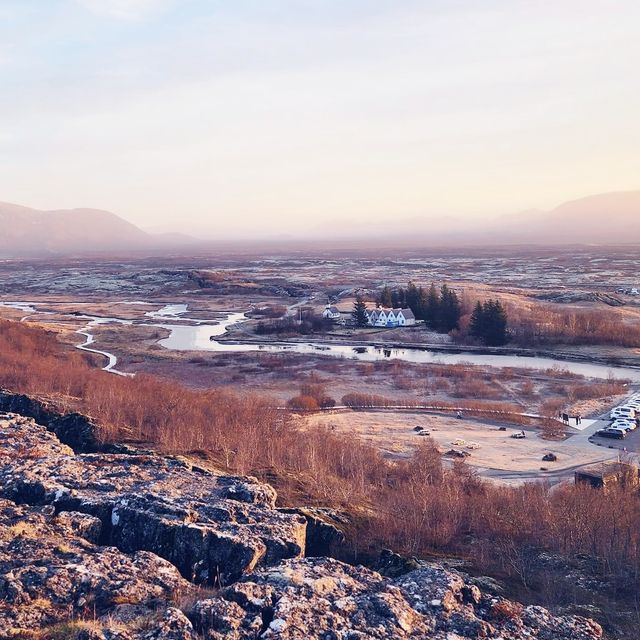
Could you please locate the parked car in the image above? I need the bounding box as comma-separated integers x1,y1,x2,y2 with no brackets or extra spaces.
610,407,636,420
445,448,471,458
596,428,625,439
611,419,636,431
614,404,637,412
608,426,630,436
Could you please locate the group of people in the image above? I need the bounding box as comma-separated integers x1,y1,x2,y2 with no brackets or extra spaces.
560,412,582,426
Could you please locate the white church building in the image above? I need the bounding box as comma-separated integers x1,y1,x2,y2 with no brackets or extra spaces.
322,305,341,320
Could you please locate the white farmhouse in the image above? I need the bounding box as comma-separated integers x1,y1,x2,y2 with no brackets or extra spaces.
365,307,416,327
393,308,416,326
367,308,388,326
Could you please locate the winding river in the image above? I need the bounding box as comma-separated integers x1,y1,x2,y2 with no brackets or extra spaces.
2,301,640,382
161,318,640,382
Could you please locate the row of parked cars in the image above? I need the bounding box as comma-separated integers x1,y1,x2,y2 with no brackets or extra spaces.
596,393,640,439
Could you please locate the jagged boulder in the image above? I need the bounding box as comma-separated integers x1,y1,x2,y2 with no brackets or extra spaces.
188,557,603,639
0,500,195,637
0,414,306,585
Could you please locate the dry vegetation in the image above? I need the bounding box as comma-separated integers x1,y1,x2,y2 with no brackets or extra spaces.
1,318,639,634
506,304,640,348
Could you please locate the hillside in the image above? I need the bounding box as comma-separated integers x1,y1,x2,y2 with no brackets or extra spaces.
507,191,640,244
0,202,190,256
293,191,640,247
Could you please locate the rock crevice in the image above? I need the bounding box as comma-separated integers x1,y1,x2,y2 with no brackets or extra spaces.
0,413,306,585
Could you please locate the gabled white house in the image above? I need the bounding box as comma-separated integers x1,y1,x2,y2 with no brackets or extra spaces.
365,307,416,327
367,308,388,326
394,308,416,326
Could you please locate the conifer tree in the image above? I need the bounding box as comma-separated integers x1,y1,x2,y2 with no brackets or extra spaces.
469,299,508,345
439,284,461,332
485,299,508,346
424,283,440,329
352,296,369,327
469,301,485,340
405,281,419,314
379,286,393,308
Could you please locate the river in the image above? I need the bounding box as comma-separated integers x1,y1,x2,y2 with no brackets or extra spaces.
2,301,640,382
159,315,640,382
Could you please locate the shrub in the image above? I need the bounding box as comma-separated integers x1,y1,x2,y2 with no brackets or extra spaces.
287,395,320,411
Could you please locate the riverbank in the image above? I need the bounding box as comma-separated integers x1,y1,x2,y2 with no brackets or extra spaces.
218,332,640,372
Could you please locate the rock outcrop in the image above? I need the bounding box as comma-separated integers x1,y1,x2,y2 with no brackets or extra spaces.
190,557,603,639
0,390,102,452
278,507,347,557
0,412,604,639
0,499,194,636
0,414,306,585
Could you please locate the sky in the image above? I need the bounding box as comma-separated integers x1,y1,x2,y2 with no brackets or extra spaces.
0,0,639,238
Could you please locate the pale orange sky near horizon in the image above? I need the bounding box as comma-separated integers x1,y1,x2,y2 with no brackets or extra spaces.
0,0,638,237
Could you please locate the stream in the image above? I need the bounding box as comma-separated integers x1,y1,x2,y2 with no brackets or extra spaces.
2,301,640,382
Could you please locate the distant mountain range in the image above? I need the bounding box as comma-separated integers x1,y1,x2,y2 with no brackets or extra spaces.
497,191,640,245
0,190,638,256
0,202,195,257
316,190,640,247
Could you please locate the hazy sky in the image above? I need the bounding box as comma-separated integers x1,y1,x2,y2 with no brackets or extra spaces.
1,0,639,237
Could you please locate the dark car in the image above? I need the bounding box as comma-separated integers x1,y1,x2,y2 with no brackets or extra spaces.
445,448,471,458
596,428,625,439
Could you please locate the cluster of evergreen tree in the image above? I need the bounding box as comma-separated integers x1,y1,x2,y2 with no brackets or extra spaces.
469,299,509,346
377,282,461,333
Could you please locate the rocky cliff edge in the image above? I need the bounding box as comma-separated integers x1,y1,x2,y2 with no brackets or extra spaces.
0,413,603,639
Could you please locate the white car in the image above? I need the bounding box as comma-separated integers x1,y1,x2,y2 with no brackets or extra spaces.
610,408,636,420
611,419,636,432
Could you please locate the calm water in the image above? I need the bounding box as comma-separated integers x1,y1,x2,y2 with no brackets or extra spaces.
159,313,640,382
3,301,639,382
